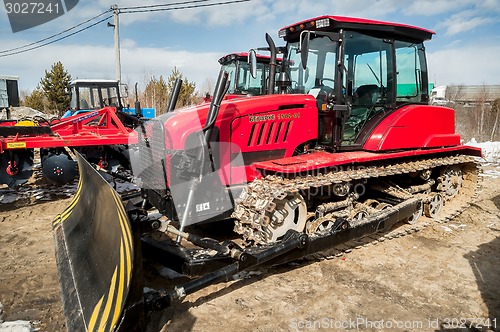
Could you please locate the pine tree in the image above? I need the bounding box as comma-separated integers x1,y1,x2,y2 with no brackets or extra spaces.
166,67,197,109
23,85,46,112
40,61,72,116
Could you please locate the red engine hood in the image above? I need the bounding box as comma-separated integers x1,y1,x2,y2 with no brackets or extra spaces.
161,94,317,150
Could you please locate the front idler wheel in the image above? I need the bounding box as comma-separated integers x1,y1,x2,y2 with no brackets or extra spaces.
263,192,307,243
407,200,423,224
424,193,444,218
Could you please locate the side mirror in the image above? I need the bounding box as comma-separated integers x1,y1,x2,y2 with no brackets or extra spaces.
304,67,310,84
248,49,257,79
300,31,310,70
120,83,129,98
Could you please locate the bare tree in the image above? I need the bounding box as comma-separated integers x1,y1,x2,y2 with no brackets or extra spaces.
491,98,500,141
446,84,464,103
200,77,215,97
476,85,489,134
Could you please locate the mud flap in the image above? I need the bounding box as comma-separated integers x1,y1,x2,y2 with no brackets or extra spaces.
52,152,145,332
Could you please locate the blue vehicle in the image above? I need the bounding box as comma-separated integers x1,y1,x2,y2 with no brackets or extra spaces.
63,79,155,119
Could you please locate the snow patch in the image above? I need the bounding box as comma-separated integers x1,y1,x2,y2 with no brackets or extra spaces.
0,190,19,204
0,303,35,332
0,321,34,332
466,139,500,163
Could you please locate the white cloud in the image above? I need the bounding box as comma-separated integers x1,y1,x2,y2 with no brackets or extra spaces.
427,42,500,85
437,10,497,36
474,0,500,13
406,0,472,16
0,41,222,94
121,38,136,48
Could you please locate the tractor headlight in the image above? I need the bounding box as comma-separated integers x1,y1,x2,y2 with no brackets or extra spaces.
316,18,330,29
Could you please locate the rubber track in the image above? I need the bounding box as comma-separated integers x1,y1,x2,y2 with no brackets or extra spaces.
307,159,482,261
233,155,481,250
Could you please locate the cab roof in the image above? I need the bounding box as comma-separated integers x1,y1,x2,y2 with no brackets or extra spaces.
218,52,282,65
280,15,435,42
70,79,118,85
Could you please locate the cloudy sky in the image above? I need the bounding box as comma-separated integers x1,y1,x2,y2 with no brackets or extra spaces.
0,0,499,95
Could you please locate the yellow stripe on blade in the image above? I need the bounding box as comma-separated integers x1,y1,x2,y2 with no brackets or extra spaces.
52,176,83,227
112,190,132,284
87,296,104,332
110,240,127,330
97,267,118,332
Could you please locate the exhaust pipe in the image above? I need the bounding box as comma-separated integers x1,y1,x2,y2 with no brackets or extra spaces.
134,83,141,116
266,33,277,95
204,69,229,144
166,78,183,112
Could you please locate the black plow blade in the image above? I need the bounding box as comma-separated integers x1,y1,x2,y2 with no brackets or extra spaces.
52,152,145,331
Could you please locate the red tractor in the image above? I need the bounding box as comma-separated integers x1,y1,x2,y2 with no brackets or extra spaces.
203,51,282,102
53,15,481,331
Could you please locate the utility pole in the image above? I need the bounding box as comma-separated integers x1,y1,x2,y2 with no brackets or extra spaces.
110,4,121,83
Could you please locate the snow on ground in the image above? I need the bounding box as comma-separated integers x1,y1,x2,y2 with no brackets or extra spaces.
466,138,500,163
0,321,34,332
0,107,47,120
0,303,34,332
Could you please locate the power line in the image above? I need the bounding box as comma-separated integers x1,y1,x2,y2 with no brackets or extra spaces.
0,15,112,58
121,0,252,14
0,0,253,58
120,0,213,11
0,9,112,55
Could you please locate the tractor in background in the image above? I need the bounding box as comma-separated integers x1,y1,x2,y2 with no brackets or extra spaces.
218,51,281,98
203,50,282,102
63,79,155,119
53,15,481,331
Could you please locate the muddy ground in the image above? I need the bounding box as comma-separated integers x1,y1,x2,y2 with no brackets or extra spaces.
0,164,499,332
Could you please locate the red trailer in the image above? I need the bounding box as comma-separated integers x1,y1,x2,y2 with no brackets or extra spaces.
0,107,137,187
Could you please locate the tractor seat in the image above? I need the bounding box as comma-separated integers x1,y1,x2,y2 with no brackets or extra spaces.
343,106,370,142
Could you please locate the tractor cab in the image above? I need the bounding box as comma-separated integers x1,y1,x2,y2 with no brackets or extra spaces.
277,16,434,150
66,79,123,116
64,79,155,119
217,52,282,99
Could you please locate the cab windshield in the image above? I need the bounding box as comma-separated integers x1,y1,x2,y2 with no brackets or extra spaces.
222,60,269,96
286,35,336,94
69,84,120,110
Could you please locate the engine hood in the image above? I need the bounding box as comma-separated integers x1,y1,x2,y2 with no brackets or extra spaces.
158,94,317,150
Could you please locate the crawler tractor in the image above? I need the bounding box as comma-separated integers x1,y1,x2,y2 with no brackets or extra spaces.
53,15,482,331
220,51,281,98
202,51,282,102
